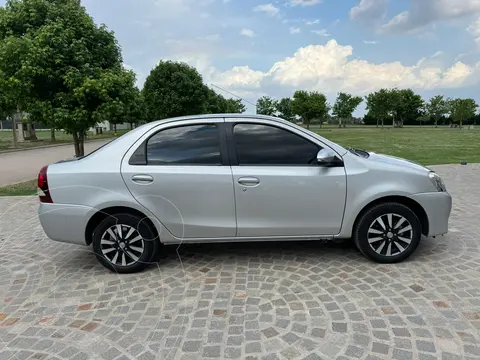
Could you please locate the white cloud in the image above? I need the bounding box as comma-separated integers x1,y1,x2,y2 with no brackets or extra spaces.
211,39,480,95
290,27,301,34
350,0,387,22
305,19,320,25
363,40,378,44
311,29,331,37
431,51,444,58
240,28,256,38
253,3,280,17
289,0,322,6
382,0,480,33
212,66,265,89
468,17,480,47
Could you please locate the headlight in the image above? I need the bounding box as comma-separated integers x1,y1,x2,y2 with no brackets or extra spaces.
429,172,447,192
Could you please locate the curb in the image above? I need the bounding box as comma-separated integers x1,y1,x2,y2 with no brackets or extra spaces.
0,139,112,155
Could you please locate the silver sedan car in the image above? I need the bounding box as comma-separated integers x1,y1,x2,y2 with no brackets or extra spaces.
38,114,452,273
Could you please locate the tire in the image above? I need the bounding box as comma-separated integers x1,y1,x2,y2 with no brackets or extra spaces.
353,202,422,263
92,213,159,273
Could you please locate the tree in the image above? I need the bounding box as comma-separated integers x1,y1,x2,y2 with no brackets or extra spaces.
390,89,424,127
449,98,478,128
143,61,208,121
124,88,146,129
224,98,246,113
98,69,138,135
365,89,391,128
416,105,430,126
332,92,363,128
256,96,277,116
292,90,329,129
0,0,128,157
276,97,295,122
204,88,246,114
427,95,449,128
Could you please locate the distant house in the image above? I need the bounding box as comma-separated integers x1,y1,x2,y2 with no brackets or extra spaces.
89,121,131,134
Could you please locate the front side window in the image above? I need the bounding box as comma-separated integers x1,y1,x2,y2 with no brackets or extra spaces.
233,123,320,165
146,124,221,165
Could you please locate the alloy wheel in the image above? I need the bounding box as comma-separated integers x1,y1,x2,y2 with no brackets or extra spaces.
367,213,413,257
100,224,145,266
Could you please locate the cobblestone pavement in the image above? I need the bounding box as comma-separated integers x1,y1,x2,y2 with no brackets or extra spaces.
0,140,109,187
0,164,479,360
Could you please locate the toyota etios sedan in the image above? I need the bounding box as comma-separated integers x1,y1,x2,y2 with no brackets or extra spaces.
38,114,452,273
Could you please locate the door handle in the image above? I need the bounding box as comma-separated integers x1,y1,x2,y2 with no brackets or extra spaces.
132,174,154,184
238,177,260,187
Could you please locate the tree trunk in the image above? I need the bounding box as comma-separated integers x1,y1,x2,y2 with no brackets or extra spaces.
72,132,85,157
50,128,56,141
79,132,84,155
381,119,384,128
376,119,379,128
114,123,117,135
130,122,134,130
435,118,438,128
338,118,342,128
460,120,463,129
12,110,20,148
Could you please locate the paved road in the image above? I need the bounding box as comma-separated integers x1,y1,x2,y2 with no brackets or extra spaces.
0,140,110,187
0,164,479,360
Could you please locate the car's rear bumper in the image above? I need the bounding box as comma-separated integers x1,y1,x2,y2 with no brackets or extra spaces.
38,203,91,246
409,191,452,237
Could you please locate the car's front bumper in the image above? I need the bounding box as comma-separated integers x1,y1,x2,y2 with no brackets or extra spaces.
38,203,91,246
409,191,452,237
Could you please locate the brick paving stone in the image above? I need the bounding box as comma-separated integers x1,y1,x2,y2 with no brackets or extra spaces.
0,164,479,360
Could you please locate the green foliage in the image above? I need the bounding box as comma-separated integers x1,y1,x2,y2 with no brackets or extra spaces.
449,98,478,127
389,89,424,127
292,90,329,129
143,60,208,121
276,97,295,122
332,92,363,127
203,88,246,114
365,89,391,126
256,96,277,116
426,95,449,127
0,0,128,156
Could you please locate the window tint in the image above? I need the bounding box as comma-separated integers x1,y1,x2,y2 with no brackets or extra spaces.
233,124,320,165
147,124,221,165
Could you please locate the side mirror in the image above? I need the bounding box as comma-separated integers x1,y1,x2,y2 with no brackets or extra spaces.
317,148,339,166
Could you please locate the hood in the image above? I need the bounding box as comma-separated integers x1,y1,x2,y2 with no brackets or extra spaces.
367,152,430,173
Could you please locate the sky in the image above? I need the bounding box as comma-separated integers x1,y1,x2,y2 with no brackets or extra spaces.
5,0,480,115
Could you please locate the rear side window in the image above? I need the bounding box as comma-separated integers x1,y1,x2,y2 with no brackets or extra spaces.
233,123,320,165
146,124,221,165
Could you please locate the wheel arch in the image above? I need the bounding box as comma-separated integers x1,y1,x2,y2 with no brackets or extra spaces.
85,206,160,246
352,196,429,237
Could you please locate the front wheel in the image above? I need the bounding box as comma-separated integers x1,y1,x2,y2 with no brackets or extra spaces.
354,203,422,263
92,213,159,273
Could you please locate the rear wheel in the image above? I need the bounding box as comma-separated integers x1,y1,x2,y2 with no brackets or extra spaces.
92,213,159,273
354,203,422,263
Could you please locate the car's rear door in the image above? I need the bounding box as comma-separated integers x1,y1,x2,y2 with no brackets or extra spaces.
226,118,347,237
121,118,236,241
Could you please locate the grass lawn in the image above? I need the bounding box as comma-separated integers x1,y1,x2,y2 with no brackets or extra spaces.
0,180,37,196
0,129,128,151
314,126,480,166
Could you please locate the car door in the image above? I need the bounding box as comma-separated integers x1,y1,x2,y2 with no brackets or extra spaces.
121,119,236,241
227,119,347,237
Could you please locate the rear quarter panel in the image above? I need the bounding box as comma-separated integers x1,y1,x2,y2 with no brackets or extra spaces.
46,125,167,241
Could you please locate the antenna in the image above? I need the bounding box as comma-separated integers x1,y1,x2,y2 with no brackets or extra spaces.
210,84,257,112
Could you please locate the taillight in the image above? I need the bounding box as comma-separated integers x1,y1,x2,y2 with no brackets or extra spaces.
38,165,53,203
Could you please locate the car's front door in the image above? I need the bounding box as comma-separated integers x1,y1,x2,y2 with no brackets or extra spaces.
121,119,236,241
227,120,347,237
